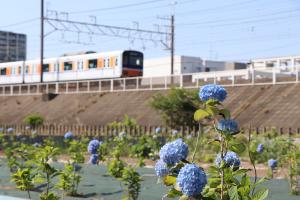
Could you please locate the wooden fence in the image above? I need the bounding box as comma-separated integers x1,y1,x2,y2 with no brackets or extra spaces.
0,124,299,137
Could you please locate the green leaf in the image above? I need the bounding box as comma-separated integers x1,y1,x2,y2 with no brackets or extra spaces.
194,109,210,121
207,166,219,175
163,175,176,186
166,188,182,198
230,143,246,154
241,175,251,187
205,99,220,106
179,195,189,200
228,186,240,200
206,106,219,116
253,177,268,188
253,188,269,200
233,169,250,176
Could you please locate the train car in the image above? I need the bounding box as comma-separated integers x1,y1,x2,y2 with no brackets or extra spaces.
0,50,143,84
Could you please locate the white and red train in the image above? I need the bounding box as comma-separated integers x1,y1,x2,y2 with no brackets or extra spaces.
0,50,143,84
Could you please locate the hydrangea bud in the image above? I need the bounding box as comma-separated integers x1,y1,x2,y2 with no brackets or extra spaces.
88,139,101,154
256,144,264,153
215,151,241,168
155,127,161,134
89,154,98,165
64,131,73,140
268,159,277,170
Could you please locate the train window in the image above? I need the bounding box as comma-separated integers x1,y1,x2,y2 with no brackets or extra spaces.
25,66,29,74
1,68,6,75
43,64,49,72
104,59,106,68
64,61,72,71
18,66,21,74
11,67,15,74
107,58,110,68
115,58,118,66
88,59,97,69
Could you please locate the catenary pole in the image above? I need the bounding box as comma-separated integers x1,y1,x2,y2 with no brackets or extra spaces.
171,15,174,75
40,0,44,83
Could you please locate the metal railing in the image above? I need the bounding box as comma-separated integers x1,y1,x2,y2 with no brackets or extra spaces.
0,68,299,96
0,124,297,137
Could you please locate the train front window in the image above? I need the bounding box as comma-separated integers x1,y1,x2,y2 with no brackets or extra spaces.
1,68,6,75
129,57,141,66
88,59,97,69
123,51,143,69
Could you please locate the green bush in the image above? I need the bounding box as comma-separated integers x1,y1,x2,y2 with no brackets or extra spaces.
23,114,44,128
150,88,201,128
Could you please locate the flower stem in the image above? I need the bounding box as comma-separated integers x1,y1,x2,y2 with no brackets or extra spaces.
27,190,31,200
248,131,257,195
191,123,202,163
220,136,225,200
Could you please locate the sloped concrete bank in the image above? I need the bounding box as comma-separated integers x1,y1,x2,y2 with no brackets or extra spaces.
1,84,300,128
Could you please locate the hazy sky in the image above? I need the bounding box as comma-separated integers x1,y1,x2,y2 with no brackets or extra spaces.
0,0,299,62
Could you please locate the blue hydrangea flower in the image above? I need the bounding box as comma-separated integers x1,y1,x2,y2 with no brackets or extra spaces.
215,151,241,168
155,127,161,134
256,144,264,153
217,119,239,134
89,154,98,165
172,130,178,136
0,127,4,132
119,131,126,138
159,138,189,165
7,127,14,133
177,164,207,197
268,159,277,169
64,131,73,140
33,143,41,148
155,160,169,177
73,164,82,172
199,84,227,102
87,139,101,154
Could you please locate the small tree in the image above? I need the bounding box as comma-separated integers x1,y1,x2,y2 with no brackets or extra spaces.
23,114,44,129
121,167,142,200
150,88,201,128
108,115,138,129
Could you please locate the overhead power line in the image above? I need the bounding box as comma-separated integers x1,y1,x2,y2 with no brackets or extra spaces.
69,0,166,14
176,0,259,16
0,17,39,29
177,8,300,27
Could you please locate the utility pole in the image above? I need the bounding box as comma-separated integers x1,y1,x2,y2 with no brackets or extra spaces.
40,0,44,83
170,15,174,75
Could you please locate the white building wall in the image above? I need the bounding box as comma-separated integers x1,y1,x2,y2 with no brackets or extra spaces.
143,56,246,77
143,56,203,77
204,60,226,71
